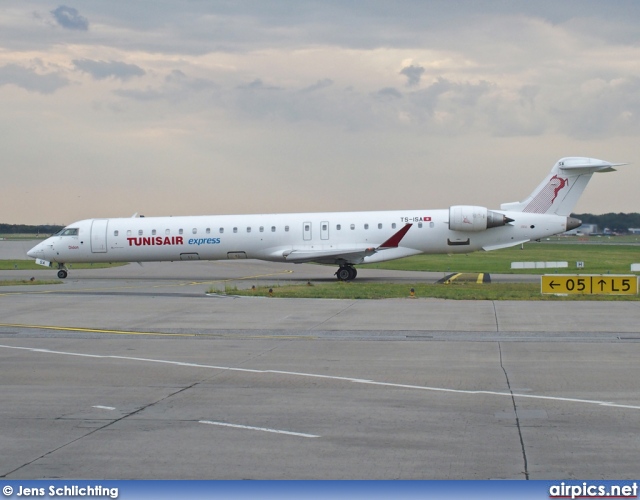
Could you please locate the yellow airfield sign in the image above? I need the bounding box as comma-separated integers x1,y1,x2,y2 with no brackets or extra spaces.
541,275,638,295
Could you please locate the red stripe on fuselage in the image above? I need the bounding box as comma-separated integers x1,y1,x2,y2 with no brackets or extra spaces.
379,223,412,248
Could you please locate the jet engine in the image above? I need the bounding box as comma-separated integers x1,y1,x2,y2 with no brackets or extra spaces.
449,206,513,232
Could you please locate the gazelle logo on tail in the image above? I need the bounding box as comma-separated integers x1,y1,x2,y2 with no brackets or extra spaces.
523,174,569,213
501,157,627,216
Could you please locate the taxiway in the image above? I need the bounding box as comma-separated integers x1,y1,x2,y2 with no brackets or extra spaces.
1,243,639,479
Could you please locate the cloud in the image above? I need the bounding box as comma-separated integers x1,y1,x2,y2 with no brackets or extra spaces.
300,78,334,93
550,76,640,138
0,64,68,94
112,70,217,102
73,59,145,81
237,78,281,91
400,65,425,87
112,87,164,101
164,69,218,92
375,87,403,100
50,5,89,31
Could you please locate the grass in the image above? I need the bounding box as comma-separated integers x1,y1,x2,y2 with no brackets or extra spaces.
208,239,640,300
0,260,128,270
0,279,62,286
362,241,640,275
212,282,640,301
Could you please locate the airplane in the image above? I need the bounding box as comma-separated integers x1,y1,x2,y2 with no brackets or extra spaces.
27,157,625,281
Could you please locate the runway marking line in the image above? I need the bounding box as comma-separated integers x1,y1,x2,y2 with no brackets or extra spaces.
92,406,116,411
1,343,639,412
199,420,319,438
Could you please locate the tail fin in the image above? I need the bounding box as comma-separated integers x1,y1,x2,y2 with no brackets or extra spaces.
500,157,626,216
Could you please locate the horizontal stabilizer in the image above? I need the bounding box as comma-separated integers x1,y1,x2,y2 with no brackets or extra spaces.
555,159,627,171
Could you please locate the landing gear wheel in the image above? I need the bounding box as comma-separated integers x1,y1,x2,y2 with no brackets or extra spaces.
336,266,357,281
336,267,350,281
57,269,68,279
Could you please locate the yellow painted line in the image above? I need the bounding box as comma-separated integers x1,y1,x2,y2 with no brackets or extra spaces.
476,273,484,284
0,323,194,337
0,323,316,340
448,273,462,283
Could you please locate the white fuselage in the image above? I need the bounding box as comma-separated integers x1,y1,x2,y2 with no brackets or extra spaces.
28,208,570,267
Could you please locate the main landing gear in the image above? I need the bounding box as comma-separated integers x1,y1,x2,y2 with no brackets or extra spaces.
335,265,357,281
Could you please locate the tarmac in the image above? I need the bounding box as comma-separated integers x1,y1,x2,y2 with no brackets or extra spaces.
1,241,639,479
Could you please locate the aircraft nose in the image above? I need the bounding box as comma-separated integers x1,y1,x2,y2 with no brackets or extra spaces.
27,243,43,259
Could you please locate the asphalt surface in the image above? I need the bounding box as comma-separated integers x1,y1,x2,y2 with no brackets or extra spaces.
1,241,639,479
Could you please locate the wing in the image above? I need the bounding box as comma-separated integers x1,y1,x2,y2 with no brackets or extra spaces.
282,223,413,264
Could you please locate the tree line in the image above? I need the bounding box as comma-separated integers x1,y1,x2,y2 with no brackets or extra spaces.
0,224,64,235
571,213,640,234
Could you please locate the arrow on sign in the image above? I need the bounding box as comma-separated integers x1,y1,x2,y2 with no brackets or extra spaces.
597,279,606,291
548,280,559,289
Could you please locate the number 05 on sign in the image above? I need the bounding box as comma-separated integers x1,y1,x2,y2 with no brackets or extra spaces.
541,275,638,295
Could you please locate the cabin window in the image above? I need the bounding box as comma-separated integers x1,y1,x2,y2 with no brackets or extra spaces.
336,224,341,230
127,230,132,236
165,229,170,235
259,226,264,232
285,226,289,232
322,224,327,231
271,226,276,232
364,224,369,230
233,227,238,233
179,229,184,235
138,230,143,236
350,224,355,230
192,228,197,234
152,229,156,235
430,222,434,228
392,223,397,229
378,223,382,229
219,228,224,234
206,228,211,234
418,222,423,228
305,224,310,231
247,227,251,233
114,230,119,237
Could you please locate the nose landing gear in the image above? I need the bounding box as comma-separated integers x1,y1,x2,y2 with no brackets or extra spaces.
335,265,357,281
56,264,68,279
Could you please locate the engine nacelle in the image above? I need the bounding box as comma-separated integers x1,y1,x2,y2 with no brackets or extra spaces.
449,206,513,232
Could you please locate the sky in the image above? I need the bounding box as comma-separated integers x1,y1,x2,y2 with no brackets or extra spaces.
1,1,640,225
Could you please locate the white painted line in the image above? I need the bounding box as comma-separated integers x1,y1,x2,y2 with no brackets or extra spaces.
199,420,319,438
2,343,639,411
92,405,115,410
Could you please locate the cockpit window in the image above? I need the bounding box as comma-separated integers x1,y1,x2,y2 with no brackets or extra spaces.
60,228,79,236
